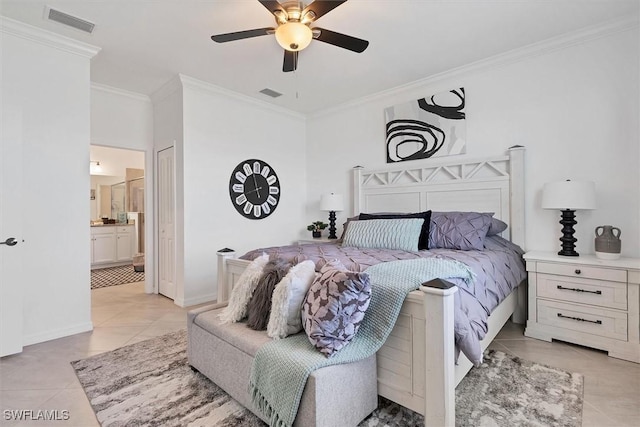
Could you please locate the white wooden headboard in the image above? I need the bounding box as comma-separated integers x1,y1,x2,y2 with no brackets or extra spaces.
353,146,525,249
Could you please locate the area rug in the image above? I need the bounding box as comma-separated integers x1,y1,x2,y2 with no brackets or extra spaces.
91,265,145,289
71,330,584,427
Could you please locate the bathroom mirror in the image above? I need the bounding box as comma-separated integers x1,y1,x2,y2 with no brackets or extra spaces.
90,175,125,221
111,181,126,221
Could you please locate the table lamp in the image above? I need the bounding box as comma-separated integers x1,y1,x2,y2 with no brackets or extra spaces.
320,193,344,239
542,180,596,256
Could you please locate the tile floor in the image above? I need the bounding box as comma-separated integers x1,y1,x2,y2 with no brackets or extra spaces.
1,282,639,426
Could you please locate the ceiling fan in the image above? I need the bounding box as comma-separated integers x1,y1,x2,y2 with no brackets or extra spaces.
211,0,369,72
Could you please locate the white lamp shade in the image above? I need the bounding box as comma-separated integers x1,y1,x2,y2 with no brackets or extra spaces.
542,180,596,210
320,193,344,212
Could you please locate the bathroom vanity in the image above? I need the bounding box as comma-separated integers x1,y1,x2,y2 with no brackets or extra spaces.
90,224,135,269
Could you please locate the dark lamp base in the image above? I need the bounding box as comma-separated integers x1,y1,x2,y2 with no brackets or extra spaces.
557,209,579,257
558,249,579,257
327,210,338,239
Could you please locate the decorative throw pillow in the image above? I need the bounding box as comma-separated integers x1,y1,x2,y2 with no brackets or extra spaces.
428,211,493,251
487,217,508,236
342,218,423,252
267,260,317,339
358,211,432,250
337,215,360,242
430,211,508,237
246,259,291,330
218,253,269,324
302,261,372,357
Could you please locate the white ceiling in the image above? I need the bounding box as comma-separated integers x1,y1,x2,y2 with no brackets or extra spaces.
1,0,638,114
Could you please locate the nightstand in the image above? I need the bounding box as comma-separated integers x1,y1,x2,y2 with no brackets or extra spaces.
524,251,640,363
297,237,336,245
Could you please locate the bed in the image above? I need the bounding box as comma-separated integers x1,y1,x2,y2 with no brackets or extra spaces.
214,146,527,426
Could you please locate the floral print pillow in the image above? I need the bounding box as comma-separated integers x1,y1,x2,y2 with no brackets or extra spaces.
301,261,371,357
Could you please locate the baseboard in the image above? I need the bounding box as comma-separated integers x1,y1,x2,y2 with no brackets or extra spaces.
175,293,217,308
23,321,94,347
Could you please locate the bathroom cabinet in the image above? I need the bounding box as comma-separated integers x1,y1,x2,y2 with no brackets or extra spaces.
91,225,135,269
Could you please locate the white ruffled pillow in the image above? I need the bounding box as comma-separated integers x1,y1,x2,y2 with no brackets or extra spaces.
267,260,317,339
218,253,269,324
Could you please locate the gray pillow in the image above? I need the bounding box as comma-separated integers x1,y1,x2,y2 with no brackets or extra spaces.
431,211,507,237
246,258,291,330
487,217,508,236
301,261,371,357
428,211,493,250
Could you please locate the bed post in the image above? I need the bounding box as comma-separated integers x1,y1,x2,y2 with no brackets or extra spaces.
216,248,236,304
422,279,458,427
508,145,525,250
508,146,527,324
353,166,363,216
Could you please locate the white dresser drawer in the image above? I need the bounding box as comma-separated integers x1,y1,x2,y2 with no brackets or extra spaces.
537,300,627,341
537,273,627,310
536,262,627,283
116,226,132,234
91,226,114,235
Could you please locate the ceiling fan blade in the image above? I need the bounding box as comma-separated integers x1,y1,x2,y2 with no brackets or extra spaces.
283,50,298,72
314,27,369,53
302,1,347,21
211,27,274,43
258,0,287,17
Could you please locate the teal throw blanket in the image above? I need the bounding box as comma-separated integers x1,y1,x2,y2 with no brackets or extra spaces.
249,258,474,427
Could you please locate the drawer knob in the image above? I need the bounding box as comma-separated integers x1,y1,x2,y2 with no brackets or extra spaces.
574,269,581,275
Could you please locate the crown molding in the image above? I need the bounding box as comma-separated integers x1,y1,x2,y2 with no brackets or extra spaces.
310,15,639,119
91,82,151,102
150,75,183,105
0,15,100,58
178,74,306,121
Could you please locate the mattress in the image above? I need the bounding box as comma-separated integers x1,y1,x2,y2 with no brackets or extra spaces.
240,235,526,364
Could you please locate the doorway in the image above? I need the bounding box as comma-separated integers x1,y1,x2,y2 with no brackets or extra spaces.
89,145,146,290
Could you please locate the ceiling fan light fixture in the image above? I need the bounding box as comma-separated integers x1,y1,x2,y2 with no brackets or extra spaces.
273,10,288,24
275,21,312,51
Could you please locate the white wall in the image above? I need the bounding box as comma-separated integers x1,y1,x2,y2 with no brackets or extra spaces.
91,84,153,151
1,18,99,345
91,84,154,292
180,76,307,305
306,26,640,258
89,145,145,177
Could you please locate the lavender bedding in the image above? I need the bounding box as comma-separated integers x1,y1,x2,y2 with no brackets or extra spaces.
240,235,526,364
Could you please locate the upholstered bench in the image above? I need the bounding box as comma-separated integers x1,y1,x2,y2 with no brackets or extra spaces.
187,305,378,427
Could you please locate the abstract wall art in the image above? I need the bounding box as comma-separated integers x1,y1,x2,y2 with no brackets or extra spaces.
384,88,466,163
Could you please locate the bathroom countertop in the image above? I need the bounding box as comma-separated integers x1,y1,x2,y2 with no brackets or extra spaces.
90,223,132,227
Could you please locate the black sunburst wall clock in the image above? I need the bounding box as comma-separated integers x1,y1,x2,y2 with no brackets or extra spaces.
229,159,280,220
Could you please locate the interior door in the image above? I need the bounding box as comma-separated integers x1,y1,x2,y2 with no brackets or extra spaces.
0,107,24,356
157,147,176,299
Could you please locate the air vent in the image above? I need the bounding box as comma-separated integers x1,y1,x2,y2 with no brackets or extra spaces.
46,7,95,33
259,88,283,98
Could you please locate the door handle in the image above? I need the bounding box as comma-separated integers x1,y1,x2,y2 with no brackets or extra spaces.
0,237,18,246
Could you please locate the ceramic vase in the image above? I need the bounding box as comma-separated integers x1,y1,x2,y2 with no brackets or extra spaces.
595,225,621,260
